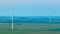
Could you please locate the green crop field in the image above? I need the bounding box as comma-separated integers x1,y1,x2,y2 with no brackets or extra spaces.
0,23,60,34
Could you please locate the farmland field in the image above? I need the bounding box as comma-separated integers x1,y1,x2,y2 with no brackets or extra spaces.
0,23,60,34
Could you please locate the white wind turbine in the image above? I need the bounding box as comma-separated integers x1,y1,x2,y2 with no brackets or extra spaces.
11,12,14,31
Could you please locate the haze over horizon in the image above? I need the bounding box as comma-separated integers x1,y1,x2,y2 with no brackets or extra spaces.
0,0,60,16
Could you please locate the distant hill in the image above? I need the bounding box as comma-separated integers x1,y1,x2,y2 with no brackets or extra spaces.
0,16,60,24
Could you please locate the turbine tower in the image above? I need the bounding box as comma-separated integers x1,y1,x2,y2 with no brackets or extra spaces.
48,13,51,24
48,8,52,24
11,12,14,31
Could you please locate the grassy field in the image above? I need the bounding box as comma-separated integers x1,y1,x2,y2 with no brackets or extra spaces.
0,23,60,34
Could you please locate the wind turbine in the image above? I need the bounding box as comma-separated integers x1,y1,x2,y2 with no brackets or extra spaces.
11,12,14,31
48,8,52,24
48,13,51,24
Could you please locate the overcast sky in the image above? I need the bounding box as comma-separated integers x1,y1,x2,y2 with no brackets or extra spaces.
0,0,60,16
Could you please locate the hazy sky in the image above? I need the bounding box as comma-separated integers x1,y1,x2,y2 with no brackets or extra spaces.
0,0,60,16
